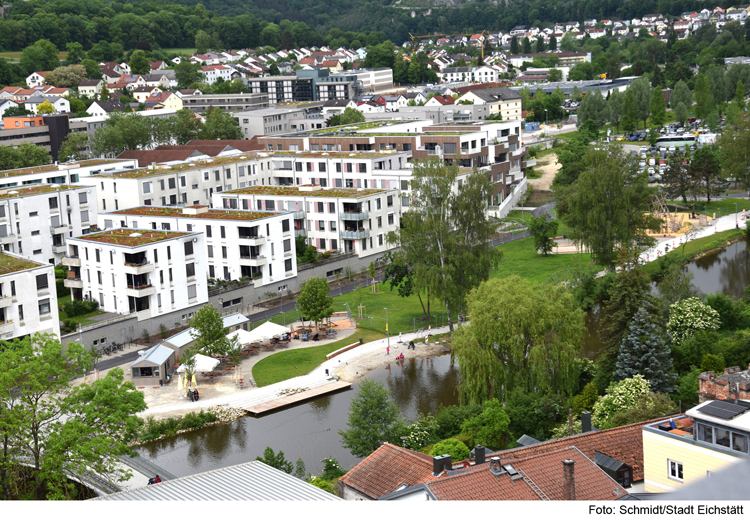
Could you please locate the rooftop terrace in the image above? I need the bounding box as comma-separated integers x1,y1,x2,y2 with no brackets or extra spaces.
0,159,128,180
75,229,190,247
224,185,384,198
115,206,282,221
0,253,43,275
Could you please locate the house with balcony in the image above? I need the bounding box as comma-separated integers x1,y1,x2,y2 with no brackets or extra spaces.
64,229,208,321
0,184,98,265
98,205,296,285
0,252,59,340
213,186,400,258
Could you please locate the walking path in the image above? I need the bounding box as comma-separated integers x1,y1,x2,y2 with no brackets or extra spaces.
140,325,452,417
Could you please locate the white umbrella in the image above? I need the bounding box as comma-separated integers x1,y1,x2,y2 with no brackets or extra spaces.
177,354,220,373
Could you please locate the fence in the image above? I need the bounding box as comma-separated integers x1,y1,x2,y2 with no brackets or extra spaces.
488,177,528,220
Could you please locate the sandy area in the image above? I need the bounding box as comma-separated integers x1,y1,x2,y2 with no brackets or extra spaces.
534,152,559,191
334,339,451,383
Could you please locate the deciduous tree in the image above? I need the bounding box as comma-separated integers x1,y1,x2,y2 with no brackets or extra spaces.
527,215,558,256
689,146,724,203
199,107,242,140
339,379,404,458
256,447,293,474
174,61,205,89
650,86,667,129
453,276,585,404
58,131,89,162
296,277,334,328
128,50,151,75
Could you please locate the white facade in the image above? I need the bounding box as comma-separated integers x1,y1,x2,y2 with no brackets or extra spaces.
64,229,208,322
98,205,297,286
26,72,47,88
0,184,99,265
0,253,59,340
213,186,401,258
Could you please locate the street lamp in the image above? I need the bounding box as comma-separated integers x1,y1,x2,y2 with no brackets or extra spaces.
544,108,548,125
384,307,390,355
736,203,739,230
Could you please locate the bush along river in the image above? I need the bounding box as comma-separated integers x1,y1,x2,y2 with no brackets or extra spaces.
137,353,460,476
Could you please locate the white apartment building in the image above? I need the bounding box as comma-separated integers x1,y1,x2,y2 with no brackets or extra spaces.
64,229,208,322
0,252,59,340
213,185,401,257
0,184,99,265
98,205,296,285
0,159,137,189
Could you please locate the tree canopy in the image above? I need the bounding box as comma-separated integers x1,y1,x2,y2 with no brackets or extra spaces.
339,379,404,458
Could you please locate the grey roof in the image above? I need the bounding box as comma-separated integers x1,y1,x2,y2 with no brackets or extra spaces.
463,87,521,102
90,460,342,501
165,313,247,348
26,95,62,104
516,434,542,447
90,100,127,113
79,79,102,86
594,450,629,472
130,343,175,368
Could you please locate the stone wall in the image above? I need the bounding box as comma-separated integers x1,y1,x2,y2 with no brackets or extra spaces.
698,365,750,402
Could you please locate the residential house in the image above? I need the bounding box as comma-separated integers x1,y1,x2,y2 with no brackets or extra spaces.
201,65,237,84
26,71,50,88
99,205,296,285
145,91,183,112
0,86,22,99
0,98,18,117
64,228,208,321
140,73,171,88
24,95,70,114
0,252,59,340
133,86,161,103
86,99,128,117
424,94,455,106
454,87,522,120
149,60,168,72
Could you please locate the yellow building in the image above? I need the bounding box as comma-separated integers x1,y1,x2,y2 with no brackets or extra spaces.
454,87,522,120
643,400,749,493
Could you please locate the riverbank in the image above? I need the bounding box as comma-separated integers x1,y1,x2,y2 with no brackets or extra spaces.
642,229,745,275
334,339,451,383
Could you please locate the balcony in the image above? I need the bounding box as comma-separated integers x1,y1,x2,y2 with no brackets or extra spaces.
50,225,68,235
342,229,369,240
340,211,368,221
292,210,305,220
64,274,83,289
135,307,152,322
62,255,80,267
0,296,11,309
52,244,66,254
239,235,266,246
239,255,267,267
294,229,306,237
525,158,537,168
125,284,156,297
123,261,155,274
0,320,13,335
1,233,17,245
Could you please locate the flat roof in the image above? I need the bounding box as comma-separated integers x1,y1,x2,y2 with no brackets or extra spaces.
687,400,750,431
224,185,385,198
0,252,43,275
263,150,396,159
0,159,127,179
96,154,263,179
113,206,284,221
0,184,93,198
74,228,191,247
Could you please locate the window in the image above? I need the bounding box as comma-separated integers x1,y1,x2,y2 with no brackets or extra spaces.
318,220,325,231
36,274,48,290
215,171,220,181
668,460,683,482
319,162,326,172
285,258,292,272
387,195,393,207
188,284,197,299
184,241,194,256
159,180,165,191
330,220,337,232
48,197,58,209
168,178,176,189
95,249,100,262
220,226,226,238
186,263,195,277
79,192,87,204
206,225,212,237
222,247,227,258
38,299,50,315
358,163,366,172
282,219,290,232
203,171,210,181
388,213,394,225
283,239,292,253
377,216,382,228
376,198,382,210
207,245,214,258
180,176,186,187
295,162,303,171
18,304,23,321
208,265,215,278
169,268,173,282
161,223,171,230
329,203,335,214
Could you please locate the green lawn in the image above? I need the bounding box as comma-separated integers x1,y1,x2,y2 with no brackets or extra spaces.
665,198,750,220
0,51,68,60
252,328,385,386
58,294,106,326
163,48,197,56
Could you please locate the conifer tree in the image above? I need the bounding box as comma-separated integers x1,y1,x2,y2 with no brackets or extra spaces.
614,306,677,394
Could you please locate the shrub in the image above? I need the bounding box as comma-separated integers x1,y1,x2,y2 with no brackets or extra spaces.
159,323,169,339
592,375,651,429
705,293,741,330
402,414,440,450
429,438,470,462
60,299,99,317
141,411,218,441
320,457,346,481
667,297,721,345
701,353,726,375
607,393,677,427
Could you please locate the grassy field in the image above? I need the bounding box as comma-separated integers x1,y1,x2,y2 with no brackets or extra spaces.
252,328,385,386
162,48,197,56
665,197,750,220
0,51,68,61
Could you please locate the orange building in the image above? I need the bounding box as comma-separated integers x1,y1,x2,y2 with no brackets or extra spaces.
2,116,45,129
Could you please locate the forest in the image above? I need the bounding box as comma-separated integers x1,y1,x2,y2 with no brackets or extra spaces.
0,0,748,55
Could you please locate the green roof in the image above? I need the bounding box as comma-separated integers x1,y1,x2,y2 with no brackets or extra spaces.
116,206,282,221
224,186,384,198
0,253,43,275
0,184,90,198
76,229,190,247
96,154,263,179
0,159,122,179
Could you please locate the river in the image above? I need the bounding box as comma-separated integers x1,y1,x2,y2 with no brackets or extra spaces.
137,353,460,476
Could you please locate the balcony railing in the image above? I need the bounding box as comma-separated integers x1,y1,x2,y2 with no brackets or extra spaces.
124,261,155,274
239,235,266,245
62,255,80,267
50,225,68,235
292,210,305,219
342,229,369,240
0,320,14,334
294,228,306,237
340,211,368,221
0,296,12,309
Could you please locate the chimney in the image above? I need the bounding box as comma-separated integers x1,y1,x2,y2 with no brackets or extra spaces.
581,411,592,433
475,445,486,465
432,454,451,475
563,460,576,500
489,456,502,475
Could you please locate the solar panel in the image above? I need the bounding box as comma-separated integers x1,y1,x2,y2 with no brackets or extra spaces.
699,400,748,420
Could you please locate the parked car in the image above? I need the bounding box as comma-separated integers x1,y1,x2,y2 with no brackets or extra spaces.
630,134,639,140
649,157,656,166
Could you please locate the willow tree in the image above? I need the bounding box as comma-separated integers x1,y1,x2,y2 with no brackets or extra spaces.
453,276,585,405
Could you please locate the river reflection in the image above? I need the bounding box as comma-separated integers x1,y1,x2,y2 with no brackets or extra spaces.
137,353,460,476
686,240,750,298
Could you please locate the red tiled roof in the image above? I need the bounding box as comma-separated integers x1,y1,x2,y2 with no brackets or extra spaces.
186,139,263,151
428,447,628,501
340,443,438,499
